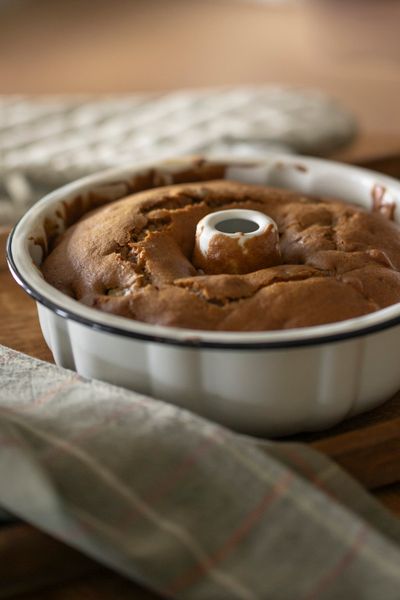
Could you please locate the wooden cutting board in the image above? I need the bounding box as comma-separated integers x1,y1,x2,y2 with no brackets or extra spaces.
1,154,400,598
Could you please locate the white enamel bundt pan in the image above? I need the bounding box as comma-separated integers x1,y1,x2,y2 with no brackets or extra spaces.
7,156,400,436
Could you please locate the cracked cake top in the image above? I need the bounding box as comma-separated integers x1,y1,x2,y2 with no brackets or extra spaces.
41,180,400,331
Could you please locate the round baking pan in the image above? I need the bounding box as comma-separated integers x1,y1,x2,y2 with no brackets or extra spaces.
7,156,400,435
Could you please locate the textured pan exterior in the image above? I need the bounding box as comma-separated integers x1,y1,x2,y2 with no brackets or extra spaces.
9,156,400,435
36,303,400,435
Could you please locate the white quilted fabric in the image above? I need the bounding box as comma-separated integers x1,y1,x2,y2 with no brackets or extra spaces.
0,87,356,224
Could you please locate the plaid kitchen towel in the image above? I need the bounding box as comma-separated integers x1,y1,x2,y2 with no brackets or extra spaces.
0,344,399,599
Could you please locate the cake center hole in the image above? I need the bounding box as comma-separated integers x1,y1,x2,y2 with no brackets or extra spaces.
215,218,259,234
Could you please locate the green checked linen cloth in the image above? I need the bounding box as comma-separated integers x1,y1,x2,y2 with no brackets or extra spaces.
0,344,399,599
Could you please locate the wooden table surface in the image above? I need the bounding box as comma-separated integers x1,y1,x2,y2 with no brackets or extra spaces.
1,151,400,598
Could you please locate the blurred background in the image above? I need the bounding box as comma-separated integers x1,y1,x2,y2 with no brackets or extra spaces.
0,0,398,135
0,0,400,223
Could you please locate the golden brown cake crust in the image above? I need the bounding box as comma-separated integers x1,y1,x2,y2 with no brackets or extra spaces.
42,180,400,331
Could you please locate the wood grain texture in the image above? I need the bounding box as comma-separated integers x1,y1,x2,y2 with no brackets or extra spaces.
19,574,159,600
0,524,97,599
0,229,53,363
0,524,159,600
312,417,400,490
376,483,400,519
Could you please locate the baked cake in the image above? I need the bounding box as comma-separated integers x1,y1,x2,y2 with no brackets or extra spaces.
42,180,400,331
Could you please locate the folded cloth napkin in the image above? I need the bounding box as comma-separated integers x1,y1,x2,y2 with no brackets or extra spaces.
0,344,399,599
